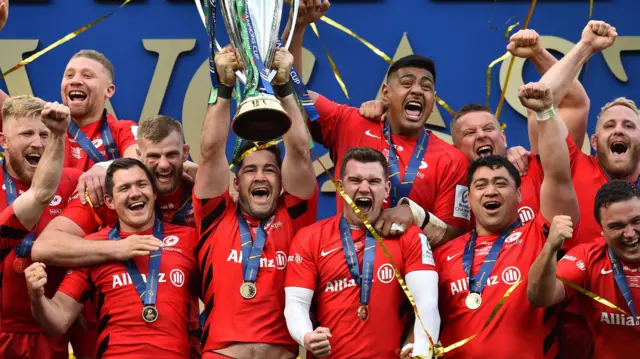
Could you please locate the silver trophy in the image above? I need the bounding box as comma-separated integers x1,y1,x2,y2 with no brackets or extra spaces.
215,0,300,142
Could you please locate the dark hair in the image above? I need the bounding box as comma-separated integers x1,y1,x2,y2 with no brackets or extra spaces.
594,180,640,224
451,104,496,133
340,147,388,179
386,55,436,84
233,141,283,172
467,155,521,188
105,158,159,197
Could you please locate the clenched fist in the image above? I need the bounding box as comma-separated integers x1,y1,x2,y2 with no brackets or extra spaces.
359,100,386,120
507,29,542,59
304,327,332,358
517,82,554,113
547,215,574,252
292,0,331,27
214,46,242,87
581,20,617,52
271,48,294,86
41,102,71,135
25,262,48,300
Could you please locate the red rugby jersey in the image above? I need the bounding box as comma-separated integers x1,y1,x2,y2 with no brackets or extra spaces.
516,154,544,224
285,216,436,358
557,239,640,359
194,189,318,352
57,223,199,359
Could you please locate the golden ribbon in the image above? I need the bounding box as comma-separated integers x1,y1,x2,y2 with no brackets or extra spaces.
228,140,283,170
309,23,350,99
495,0,538,119
557,276,629,315
0,0,132,79
485,22,520,108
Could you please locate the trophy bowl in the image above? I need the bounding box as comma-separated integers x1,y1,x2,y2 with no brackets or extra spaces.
232,93,291,141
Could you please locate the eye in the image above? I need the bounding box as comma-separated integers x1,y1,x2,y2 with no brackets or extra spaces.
474,183,486,190
401,81,412,88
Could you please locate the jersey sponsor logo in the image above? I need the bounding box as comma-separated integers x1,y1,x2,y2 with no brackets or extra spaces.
446,252,462,261
365,130,381,139
275,251,288,270
71,146,84,159
501,266,521,285
320,247,340,257
449,275,500,295
517,206,535,223
226,249,286,270
49,209,62,215
601,268,613,275
560,255,577,262
91,139,103,149
163,236,179,247
131,125,139,140
419,233,435,266
170,269,185,287
112,271,182,288
453,185,470,220
419,161,428,170
628,275,640,288
325,278,357,293
600,312,640,326
288,253,303,264
377,263,395,284
576,260,586,271
49,195,62,206
504,232,523,244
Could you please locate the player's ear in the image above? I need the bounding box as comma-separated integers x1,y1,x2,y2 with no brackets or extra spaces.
233,176,239,192
0,132,7,149
105,195,116,210
106,83,116,99
385,180,391,198
182,144,190,163
381,83,391,107
590,133,598,151
516,187,522,205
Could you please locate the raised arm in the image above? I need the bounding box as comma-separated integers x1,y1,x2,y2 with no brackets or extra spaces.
507,29,590,151
272,48,316,199
13,102,69,229
519,83,579,224
283,0,331,76
194,47,238,199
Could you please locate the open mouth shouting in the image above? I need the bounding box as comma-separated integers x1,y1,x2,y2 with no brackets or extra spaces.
155,171,174,184
404,99,424,121
609,140,629,161
475,144,494,158
354,196,373,214
250,186,271,204
622,237,639,249
67,90,88,105
482,200,502,215
127,201,146,215
24,153,41,168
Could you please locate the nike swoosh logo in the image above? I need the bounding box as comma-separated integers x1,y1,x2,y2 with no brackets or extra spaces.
447,252,462,261
365,130,381,139
321,248,340,257
601,268,613,275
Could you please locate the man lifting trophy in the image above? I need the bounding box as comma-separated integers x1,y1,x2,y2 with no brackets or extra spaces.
204,0,304,142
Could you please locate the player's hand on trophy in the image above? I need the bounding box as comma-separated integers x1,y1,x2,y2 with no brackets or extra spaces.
215,46,241,88
507,29,542,59
547,215,573,252
272,48,294,86
581,20,617,52
294,0,331,27
375,205,413,238
517,82,554,113
304,327,332,358
25,262,48,300
359,100,386,120
114,234,164,261
0,0,8,32
41,102,71,136
506,146,531,177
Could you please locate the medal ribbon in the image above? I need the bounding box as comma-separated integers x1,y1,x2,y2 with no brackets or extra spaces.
167,182,193,226
108,218,164,308
275,39,319,122
608,247,637,318
204,0,220,103
238,0,276,98
382,122,429,207
338,217,376,306
2,160,35,260
463,220,521,295
237,214,268,283
67,114,119,164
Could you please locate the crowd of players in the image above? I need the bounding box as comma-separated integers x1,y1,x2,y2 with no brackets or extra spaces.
0,0,638,358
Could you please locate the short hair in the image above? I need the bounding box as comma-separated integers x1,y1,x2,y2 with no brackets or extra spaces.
137,115,184,144
467,155,521,189
340,147,389,179
105,158,159,197
1,95,45,126
233,141,283,172
70,49,115,81
597,97,639,124
451,104,497,133
386,55,436,84
594,179,640,224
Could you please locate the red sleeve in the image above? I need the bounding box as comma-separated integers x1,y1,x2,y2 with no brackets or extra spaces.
193,191,232,235
566,135,587,172
282,187,319,233
527,154,545,193
60,193,102,235
432,149,470,229
57,267,92,302
113,119,138,155
0,205,30,251
401,226,437,275
557,245,590,299
311,94,360,149
284,227,318,290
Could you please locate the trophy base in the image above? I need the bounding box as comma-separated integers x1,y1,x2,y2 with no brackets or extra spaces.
232,94,292,142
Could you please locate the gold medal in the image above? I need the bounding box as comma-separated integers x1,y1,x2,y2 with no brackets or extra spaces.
357,304,369,321
142,305,159,323
240,282,257,299
465,292,482,310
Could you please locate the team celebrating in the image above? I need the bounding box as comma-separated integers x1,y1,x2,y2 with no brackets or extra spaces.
0,0,637,358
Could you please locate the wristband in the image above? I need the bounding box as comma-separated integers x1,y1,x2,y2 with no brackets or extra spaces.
95,160,113,169
535,106,556,121
273,83,293,98
218,84,233,100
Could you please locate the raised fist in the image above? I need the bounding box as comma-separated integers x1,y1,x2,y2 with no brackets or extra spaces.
0,0,8,32
359,100,386,120
547,215,573,252
271,48,294,86
292,0,331,27
41,102,71,135
581,20,617,52
507,29,542,59
25,262,48,300
517,82,554,113
214,46,241,87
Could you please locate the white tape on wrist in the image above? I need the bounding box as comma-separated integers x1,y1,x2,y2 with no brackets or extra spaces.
95,160,114,169
398,197,425,228
401,343,414,353
535,106,556,121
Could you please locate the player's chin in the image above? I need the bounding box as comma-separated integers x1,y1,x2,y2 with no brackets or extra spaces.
249,202,277,220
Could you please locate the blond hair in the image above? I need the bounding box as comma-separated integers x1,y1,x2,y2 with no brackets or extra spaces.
597,97,640,123
70,49,114,81
138,115,184,144
2,95,45,126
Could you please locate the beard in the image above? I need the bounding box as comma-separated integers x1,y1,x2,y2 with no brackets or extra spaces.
596,145,640,179
6,150,34,184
